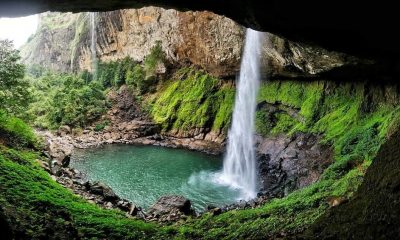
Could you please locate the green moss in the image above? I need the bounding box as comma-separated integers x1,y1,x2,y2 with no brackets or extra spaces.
212,87,235,131
148,68,234,133
271,113,299,134
257,81,398,161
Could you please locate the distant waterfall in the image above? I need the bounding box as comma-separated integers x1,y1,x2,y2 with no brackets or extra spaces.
89,12,97,80
219,29,264,200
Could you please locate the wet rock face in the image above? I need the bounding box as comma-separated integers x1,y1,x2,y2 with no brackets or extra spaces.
256,133,333,198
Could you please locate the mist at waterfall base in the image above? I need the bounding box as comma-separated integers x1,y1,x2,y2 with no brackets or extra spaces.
215,29,264,200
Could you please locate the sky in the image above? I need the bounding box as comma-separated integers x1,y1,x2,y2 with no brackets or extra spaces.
0,14,39,49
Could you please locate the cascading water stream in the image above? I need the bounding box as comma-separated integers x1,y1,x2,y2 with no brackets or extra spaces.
218,29,264,200
89,12,97,80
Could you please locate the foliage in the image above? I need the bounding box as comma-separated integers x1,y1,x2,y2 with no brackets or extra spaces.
0,40,31,116
78,69,93,83
0,110,37,148
97,60,118,87
28,73,107,129
144,41,165,78
94,120,110,132
26,64,47,78
112,57,136,87
97,57,149,91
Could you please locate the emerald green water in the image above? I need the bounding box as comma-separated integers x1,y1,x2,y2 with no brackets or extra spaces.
71,144,241,211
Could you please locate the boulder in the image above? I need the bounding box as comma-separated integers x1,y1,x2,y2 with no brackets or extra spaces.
58,125,71,136
111,132,121,140
88,181,119,201
61,154,71,168
147,195,193,218
104,132,111,139
116,200,140,216
48,138,73,166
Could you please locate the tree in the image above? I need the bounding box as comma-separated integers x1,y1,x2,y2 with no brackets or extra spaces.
0,40,31,116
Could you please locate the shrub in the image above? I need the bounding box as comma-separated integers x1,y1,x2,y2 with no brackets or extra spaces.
94,120,110,132
144,41,165,78
29,73,108,129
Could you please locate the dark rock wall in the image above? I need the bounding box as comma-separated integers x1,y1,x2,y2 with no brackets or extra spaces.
2,0,400,65
257,133,333,198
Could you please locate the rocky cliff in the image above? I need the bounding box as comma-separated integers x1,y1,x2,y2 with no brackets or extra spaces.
21,7,361,79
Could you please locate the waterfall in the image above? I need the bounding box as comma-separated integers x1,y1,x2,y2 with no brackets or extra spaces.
89,12,97,80
219,29,264,200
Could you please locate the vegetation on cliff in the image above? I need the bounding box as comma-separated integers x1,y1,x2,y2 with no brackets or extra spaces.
148,68,235,133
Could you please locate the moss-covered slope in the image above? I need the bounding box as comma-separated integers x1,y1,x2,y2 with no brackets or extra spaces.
147,68,235,137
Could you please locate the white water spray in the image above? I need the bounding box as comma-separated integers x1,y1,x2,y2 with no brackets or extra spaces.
89,12,97,80
219,29,264,200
